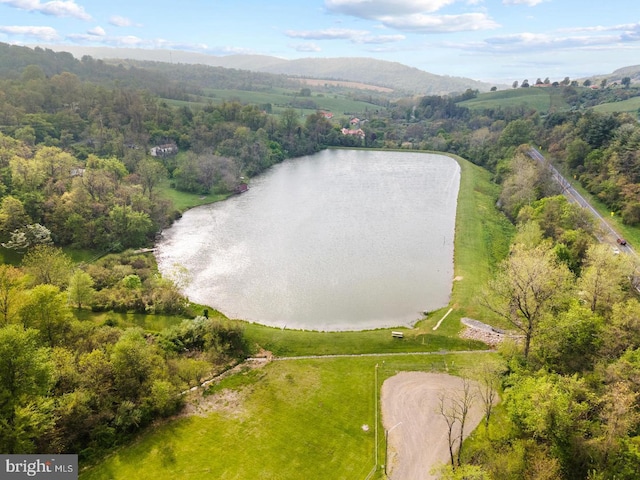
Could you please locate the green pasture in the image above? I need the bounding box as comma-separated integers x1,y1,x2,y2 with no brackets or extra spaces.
592,96,640,114
80,150,509,479
80,352,497,480
163,87,383,118
458,88,570,114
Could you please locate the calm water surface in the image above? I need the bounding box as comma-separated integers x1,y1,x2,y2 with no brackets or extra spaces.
155,149,460,330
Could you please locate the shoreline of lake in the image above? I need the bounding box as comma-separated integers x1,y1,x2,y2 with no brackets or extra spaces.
155,149,460,331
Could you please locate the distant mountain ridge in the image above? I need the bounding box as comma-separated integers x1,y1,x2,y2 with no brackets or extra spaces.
576,65,640,85
36,45,496,95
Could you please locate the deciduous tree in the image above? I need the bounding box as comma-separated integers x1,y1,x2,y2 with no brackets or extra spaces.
482,241,573,359
0,195,31,241
136,158,167,198
19,284,73,348
68,269,95,309
22,244,73,288
577,243,634,314
0,265,27,326
0,325,53,453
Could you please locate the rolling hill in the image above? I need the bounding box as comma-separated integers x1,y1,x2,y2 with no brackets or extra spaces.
36,45,497,96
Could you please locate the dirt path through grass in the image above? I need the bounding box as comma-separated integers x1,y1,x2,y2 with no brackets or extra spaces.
381,372,486,479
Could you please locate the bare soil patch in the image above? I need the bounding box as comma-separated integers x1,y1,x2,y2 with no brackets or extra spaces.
178,352,272,418
381,372,486,480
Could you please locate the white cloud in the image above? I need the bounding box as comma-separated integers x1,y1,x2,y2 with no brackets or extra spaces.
452,25,640,55
360,34,406,43
0,24,59,41
559,23,640,37
380,12,499,32
324,0,497,34
291,42,322,52
286,28,405,44
87,25,105,36
67,32,144,46
325,0,456,18
64,32,228,53
502,0,547,5
109,15,141,28
286,28,370,40
0,0,91,20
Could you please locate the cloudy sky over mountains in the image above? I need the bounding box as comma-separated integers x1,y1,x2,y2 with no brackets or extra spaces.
0,0,638,82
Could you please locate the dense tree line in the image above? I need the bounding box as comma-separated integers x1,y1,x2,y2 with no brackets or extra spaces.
0,42,303,104
437,150,640,479
457,176,640,478
0,246,248,459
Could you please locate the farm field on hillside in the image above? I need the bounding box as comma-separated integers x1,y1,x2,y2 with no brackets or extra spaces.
162,87,385,117
458,88,570,113
592,95,640,114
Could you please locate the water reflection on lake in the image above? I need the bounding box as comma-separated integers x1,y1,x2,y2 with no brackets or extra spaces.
155,149,460,331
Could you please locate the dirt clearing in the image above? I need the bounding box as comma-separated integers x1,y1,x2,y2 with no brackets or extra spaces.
381,372,487,479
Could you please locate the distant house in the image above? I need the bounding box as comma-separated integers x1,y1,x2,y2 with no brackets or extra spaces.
341,127,365,138
70,167,85,177
350,117,360,125
150,143,178,157
320,111,334,119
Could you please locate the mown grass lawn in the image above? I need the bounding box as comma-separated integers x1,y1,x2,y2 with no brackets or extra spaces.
242,319,486,357
80,353,496,480
447,154,514,326
157,177,230,213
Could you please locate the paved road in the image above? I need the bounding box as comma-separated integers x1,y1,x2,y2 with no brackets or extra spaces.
527,147,637,260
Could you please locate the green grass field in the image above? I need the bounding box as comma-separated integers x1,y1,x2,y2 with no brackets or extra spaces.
592,96,640,114
80,353,496,480
458,87,570,114
157,177,231,213
162,86,384,119
80,151,510,480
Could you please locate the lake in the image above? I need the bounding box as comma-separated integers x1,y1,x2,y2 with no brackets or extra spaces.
155,149,460,331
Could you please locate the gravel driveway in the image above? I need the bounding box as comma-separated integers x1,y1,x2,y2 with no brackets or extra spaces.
381,372,487,479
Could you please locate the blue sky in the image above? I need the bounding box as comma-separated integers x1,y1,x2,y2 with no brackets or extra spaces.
0,0,638,83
